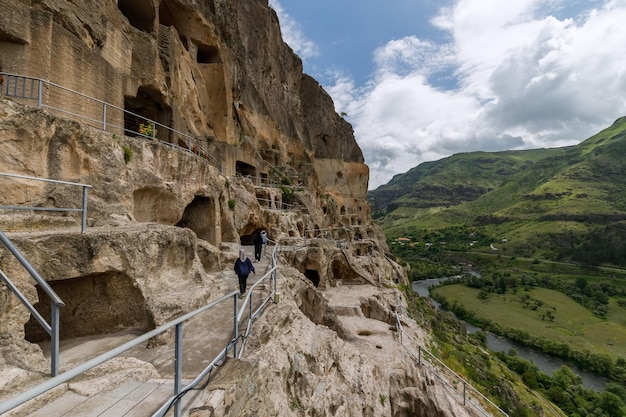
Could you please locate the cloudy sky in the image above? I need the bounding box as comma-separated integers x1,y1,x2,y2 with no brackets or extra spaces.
268,0,626,189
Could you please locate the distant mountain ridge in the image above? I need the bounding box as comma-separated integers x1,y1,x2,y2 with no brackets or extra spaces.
368,116,626,265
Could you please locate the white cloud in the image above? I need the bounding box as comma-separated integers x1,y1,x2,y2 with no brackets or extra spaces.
326,0,626,189
269,0,319,60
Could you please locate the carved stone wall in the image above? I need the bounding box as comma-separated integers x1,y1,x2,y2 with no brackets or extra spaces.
0,0,368,197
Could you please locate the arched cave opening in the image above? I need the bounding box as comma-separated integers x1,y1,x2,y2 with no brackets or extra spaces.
118,0,155,32
304,269,320,287
124,86,171,141
133,186,180,224
197,44,220,64
240,227,264,246
175,195,217,244
25,272,149,342
340,206,346,215
235,161,256,178
331,258,362,284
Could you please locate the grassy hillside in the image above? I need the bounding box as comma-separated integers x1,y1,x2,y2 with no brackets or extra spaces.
370,116,626,265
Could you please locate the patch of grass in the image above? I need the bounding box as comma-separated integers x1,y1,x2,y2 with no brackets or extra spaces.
121,144,133,163
432,284,626,359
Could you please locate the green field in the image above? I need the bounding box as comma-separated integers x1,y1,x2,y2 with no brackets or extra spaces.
431,284,626,359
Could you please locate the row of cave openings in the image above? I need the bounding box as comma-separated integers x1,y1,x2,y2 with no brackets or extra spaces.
24,190,369,344
118,0,220,143
23,191,291,343
24,254,361,344
118,0,219,63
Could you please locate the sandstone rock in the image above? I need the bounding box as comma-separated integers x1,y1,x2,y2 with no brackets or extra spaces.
0,0,480,415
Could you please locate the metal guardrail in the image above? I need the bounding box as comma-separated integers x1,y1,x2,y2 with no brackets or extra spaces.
154,242,279,417
0,72,230,176
0,72,320,187
0,172,92,233
0,230,65,377
394,311,509,417
0,243,280,416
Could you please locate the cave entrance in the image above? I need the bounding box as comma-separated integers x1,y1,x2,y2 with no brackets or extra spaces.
118,0,155,32
235,161,256,179
331,258,362,284
240,227,263,246
176,195,217,244
304,269,320,287
25,272,149,342
197,44,220,64
124,86,171,141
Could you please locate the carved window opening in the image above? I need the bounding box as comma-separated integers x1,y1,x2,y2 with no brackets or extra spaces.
159,1,193,52
118,0,155,32
197,44,220,64
25,273,149,342
236,161,256,178
340,206,346,215
176,196,217,244
124,86,171,141
304,269,320,287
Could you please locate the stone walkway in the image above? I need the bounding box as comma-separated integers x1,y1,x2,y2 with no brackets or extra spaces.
4,245,273,417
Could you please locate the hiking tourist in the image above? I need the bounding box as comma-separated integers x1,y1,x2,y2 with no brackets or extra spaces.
234,249,255,298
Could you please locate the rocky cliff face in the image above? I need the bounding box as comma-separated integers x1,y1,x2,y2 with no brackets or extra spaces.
0,1,481,416
0,0,365,200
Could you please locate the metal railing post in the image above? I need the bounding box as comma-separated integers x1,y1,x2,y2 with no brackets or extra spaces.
233,294,239,358
463,381,467,405
249,290,253,319
37,79,42,107
102,103,107,131
81,186,89,233
51,304,60,376
174,323,183,417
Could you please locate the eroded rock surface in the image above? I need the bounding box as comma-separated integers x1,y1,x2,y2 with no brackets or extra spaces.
0,0,483,415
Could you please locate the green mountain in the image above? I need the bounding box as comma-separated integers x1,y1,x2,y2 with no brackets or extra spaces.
369,116,626,265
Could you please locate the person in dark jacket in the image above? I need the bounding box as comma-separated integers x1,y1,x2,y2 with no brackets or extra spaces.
253,231,263,261
234,249,255,298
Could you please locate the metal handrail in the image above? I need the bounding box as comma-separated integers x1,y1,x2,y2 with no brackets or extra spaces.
394,311,508,417
0,231,65,377
0,72,227,176
0,172,92,233
0,242,280,416
153,243,280,417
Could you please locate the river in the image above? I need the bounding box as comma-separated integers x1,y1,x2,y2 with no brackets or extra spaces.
412,278,609,391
